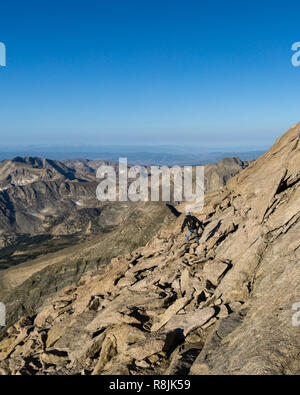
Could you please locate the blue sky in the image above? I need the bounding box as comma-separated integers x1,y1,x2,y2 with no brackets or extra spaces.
0,0,300,149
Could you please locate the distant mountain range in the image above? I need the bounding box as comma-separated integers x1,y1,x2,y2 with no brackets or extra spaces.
0,146,265,166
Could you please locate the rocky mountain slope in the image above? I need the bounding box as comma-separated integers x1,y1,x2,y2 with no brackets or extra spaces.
0,202,178,340
2,126,298,376
0,157,78,188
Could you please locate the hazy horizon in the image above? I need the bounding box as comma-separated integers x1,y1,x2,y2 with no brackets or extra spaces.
0,143,266,166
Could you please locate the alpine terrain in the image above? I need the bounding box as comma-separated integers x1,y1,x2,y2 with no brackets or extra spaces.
0,124,299,375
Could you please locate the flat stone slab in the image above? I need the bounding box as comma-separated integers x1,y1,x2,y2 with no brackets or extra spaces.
125,337,166,361
203,261,229,286
164,307,215,336
151,297,191,332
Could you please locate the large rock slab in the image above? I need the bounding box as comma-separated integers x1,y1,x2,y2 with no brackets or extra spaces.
203,260,229,287
125,330,182,361
125,337,166,361
86,309,140,334
164,307,215,335
151,297,191,332
92,324,147,374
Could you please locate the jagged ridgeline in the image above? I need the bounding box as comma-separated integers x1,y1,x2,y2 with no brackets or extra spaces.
0,124,299,375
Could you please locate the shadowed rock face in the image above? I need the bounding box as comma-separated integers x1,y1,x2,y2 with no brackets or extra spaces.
204,157,249,193
1,124,299,376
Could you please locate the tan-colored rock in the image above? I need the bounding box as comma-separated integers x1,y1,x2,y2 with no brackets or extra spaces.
14,316,33,330
164,307,215,335
201,317,217,329
0,337,16,361
135,359,150,368
180,268,194,296
92,324,147,374
0,329,29,361
34,306,58,328
147,354,160,364
151,297,191,332
40,352,69,366
125,338,165,361
45,321,68,349
216,304,229,319
92,334,117,374
86,310,140,334
116,274,137,288
203,260,229,287
73,331,107,365
228,301,243,312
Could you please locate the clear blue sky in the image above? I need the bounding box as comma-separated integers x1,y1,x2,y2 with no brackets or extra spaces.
0,0,300,149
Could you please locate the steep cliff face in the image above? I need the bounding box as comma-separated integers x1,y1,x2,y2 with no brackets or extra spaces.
203,157,248,193
0,125,299,375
